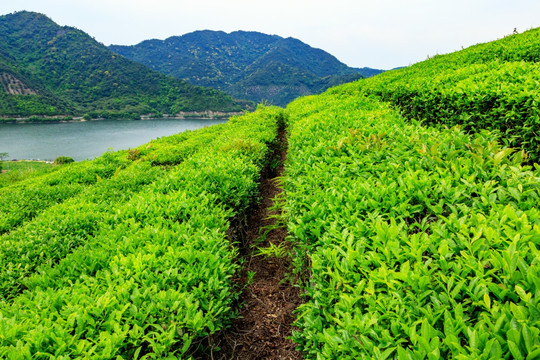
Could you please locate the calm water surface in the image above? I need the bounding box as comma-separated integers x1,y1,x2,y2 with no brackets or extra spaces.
0,118,226,161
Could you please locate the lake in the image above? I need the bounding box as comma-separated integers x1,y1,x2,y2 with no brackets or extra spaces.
0,118,227,161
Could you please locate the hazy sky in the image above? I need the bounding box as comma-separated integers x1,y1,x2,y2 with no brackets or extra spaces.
1,0,539,69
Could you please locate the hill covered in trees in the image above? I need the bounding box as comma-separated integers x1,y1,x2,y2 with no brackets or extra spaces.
0,11,244,119
110,31,384,106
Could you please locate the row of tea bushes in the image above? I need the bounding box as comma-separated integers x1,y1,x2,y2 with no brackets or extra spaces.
282,91,539,359
0,120,228,236
352,27,540,162
0,106,284,358
0,122,232,302
0,161,166,301
360,61,540,161
0,154,130,234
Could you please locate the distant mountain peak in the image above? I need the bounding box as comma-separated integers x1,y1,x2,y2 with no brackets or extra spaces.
110,30,385,106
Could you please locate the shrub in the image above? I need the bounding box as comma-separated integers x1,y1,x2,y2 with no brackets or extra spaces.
53,156,75,165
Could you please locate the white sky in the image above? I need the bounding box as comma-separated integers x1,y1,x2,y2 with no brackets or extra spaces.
1,0,539,70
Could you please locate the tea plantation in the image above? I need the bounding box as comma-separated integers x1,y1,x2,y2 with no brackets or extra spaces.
0,28,538,359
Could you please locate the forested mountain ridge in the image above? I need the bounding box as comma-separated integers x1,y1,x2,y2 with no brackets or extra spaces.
0,11,244,119
110,30,385,106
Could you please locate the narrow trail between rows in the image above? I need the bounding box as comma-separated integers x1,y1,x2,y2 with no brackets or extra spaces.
213,129,303,359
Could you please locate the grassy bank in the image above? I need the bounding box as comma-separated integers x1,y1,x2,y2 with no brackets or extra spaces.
0,160,56,188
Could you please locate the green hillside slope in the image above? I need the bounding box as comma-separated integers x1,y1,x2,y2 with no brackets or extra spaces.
110,30,384,106
356,27,540,162
0,53,72,116
0,106,285,358
0,11,243,119
281,27,540,359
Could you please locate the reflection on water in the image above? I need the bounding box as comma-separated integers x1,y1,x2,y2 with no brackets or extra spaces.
0,118,226,161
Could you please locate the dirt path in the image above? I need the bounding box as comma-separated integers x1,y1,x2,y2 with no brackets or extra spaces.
210,129,302,360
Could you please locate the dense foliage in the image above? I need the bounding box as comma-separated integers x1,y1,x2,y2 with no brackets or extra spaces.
110,30,383,106
0,11,243,118
355,27,540,162
0,105,284,358
53,156,74,165
280,28,540,359
0,154,132,235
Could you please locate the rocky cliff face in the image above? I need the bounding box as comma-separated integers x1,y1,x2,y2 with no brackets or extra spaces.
0,73,38,95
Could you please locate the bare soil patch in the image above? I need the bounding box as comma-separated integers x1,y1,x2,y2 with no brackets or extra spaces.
201,129,302,360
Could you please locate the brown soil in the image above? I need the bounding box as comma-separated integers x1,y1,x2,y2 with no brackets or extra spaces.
203,129,303,360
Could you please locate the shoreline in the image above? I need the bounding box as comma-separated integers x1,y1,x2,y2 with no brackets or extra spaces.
0,111,245,124
0,115,232,162
1,159,54,164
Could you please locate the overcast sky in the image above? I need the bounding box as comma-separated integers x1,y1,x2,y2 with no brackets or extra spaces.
1,0,539,70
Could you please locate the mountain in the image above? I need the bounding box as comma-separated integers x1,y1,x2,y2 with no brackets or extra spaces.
110,31,385,106
0,11,244,119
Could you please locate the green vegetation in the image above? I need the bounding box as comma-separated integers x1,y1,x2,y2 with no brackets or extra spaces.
0,15,538,360
256,242,287,259
0,160,56,188
0,105,284,358
280,28,540,359
53,156,74,165
0,11,244,119
110,30,383,106
355,27,540,162
1,161,53,173
283,92,539,359
0,154,132,235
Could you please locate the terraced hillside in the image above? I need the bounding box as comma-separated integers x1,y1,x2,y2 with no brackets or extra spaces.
0,106,285,358
356,27,540,162
0,26,538,359
281,28,539,359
